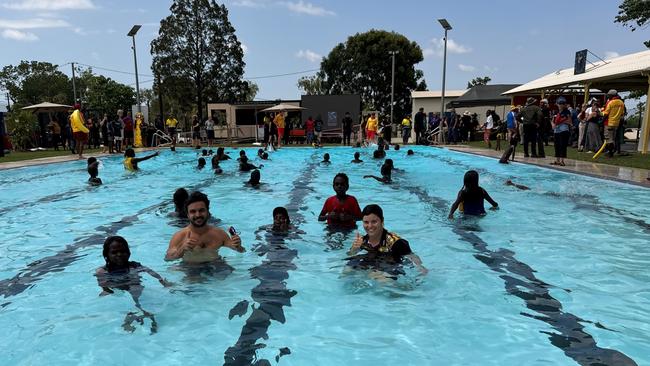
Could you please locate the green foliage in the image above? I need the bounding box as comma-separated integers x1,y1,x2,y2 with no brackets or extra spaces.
76,68,135,117
615,0,650,48
6,110,39,150
297,75,327,95
319,29,426,122
0,61,71,107
151,0,250,121
467,76,491,89
242,81,259,101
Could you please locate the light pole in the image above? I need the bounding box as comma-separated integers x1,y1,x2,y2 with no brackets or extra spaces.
438,18,452,144
389,50,399,128
127,25,142,113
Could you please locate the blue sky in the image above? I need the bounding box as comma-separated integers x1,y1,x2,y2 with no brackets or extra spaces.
0,0,648,110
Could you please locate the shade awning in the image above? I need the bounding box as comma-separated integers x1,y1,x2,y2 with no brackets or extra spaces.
446,84,520,108
261,103,306,112
22,102,73,113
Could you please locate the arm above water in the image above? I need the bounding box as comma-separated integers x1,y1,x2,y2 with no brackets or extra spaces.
218,227,245,253
406,253,428,276
165,229,195,261
141,265,172,287
448,190,464,219
133,151,159,164
483,188,499,209
95,267,114,296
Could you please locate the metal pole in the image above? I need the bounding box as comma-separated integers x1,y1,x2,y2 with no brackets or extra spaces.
156,70,164,126
131,36,141,113
440,28,448,144
71,62,77,103
390,51,397,127
6,93,10,111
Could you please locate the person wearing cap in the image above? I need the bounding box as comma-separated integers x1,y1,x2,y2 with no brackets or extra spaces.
551,97,572,166
602,89,625,157
70,103,89,159
460,111,471,143
518,97,543,158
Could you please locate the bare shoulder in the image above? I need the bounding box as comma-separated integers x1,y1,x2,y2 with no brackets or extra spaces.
95,267,106,276
170,227,188,242
209,226,229,242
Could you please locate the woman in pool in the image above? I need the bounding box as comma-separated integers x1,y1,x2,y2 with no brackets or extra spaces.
346,204,427,277
364,159,393,184
448,170,498,219
123,148,159,171
215,147,231,161
95,236,171,333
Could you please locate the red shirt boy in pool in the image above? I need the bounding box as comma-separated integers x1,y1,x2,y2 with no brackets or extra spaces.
318,173,363,228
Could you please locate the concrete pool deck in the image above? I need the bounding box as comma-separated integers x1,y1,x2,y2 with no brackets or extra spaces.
1,145,649,187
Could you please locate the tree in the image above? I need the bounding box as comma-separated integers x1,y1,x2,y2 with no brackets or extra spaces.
615,0,650,48
320,29,426,122
151,0,250,122
297,75,327,95
467,76,491,89
242,81,259,101
76,68,135,117
0,61,71,107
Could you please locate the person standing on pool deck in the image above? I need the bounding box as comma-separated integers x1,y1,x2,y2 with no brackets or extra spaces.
448,170,498,219
366,113,378,145
319,173,363,228
347,204,428,276
123,148,159,171
166,114,178,148
273,110,285,149
70,103,89,159
165,191,245,263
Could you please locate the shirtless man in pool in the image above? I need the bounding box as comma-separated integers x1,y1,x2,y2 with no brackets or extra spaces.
165,191,245,263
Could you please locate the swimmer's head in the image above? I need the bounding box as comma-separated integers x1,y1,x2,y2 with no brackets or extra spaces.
239,150,246,157
323,153,330,161
250,169,261,184
87,157,98,177
333,173,349,196
394,144,400,151
173,188,189,213
257,148,264,156
273,206,290,230
463,170,480,190
361,204,384,235
354,152,360,159
202,149,208,156
217,147,224,155
87,157,97,165
373,150,381,159
262,152,268,160
355,142,361,148
407,149,414,155
185,191,210,227
385,159,394,169
197,157,206,168
102,235,130,269
124,148,135,158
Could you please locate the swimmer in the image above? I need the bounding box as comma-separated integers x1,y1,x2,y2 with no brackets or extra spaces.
364,160,392,183
351,152,363,163
394,144,400,151
212,158,223,174
257,148,264,158
318,173,362,228
208,149,214,155
95,236,171,333
321,153,331,164
346,204,428,276
172,188,189,218
201,149,208,156
215,147,231,161
87,157,102,185
505,179,530,190
165,191,245,263
448,170,498,219
373,144,386,158
407,149,414,156
245,169,262,188
170,146,176,152
261,152,269,160
123,148,159,171
236,150,247,162
355,142,361,148
239,156,261,171
272,206,291,233
197,157,206,170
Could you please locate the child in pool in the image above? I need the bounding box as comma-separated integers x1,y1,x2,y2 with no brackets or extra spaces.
351,152,363,163
448,170,498,219
87,157,102,185
364,159,393,183
95,236,171,333
197,157,206,169
321,153,331,164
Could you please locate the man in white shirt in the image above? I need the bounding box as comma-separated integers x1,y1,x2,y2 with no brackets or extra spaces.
205,116,215,147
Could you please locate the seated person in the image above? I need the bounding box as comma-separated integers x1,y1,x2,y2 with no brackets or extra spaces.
165,191,245,263
245,169,262,188
364,160,392,183
318,173,362,228
96,235,171,333
351,152,363,163
123,148,159,171
87,157,102,185
448,170,498,219
346,204,427,277
239,156,261,171
215,147,231,160
171,188,189,218
321,153,331,164
197,157,206,170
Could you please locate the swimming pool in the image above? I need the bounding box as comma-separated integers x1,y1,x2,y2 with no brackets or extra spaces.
1,146,648,366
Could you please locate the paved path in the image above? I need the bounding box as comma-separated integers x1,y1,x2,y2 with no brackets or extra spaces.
446,145,650,187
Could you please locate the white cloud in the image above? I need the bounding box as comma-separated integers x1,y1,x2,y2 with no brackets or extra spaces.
232,0,267,7
283,1,335,16
604,51,620,60
483,65,498,73
2,28,38,41
296,49,321,62
424,37,471,57
241,43,248,54
2,0,95,10
0,18,69,29
458,64,476,72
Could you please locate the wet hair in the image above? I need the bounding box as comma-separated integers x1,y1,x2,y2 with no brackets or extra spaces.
217,147,225,155
197,157,206,168
102,235,130,264
185,191,210,212
87,157,97,165
354,152,360,159
202,149,208,156
385,159,394,169
173,188,189,213
407,149,414,155
211,155,220,168
208,150,214,155
373,150,381,158
323,153,330,161
262,152,268,160
250,169,261,184
257,148,264,156
333,172,349,186
239,150,246,157
361,204,384,221
394,144,400,151
124,148,135,158
273,206,290,224
462,170,482,200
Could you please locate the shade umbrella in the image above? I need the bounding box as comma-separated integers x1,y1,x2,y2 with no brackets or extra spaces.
22,102,73,114
261,103,306,112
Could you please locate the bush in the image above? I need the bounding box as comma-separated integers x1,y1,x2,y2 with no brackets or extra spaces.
6,110,39,150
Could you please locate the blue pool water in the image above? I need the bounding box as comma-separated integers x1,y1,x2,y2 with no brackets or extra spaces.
1,146,649,366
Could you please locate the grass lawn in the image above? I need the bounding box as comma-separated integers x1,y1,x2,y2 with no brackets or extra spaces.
0,148,104,163
463,140,650,170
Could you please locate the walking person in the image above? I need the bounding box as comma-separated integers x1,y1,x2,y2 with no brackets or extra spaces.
273,111,285,149
70,103,89,160
365,113,378,145
506,106,519,143
111,112,124,154
551,97,571,166
602,89,625,157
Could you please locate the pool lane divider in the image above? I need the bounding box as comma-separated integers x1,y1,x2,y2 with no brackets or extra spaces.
0,174,221,307
396,181,638,366
223,154,319,366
